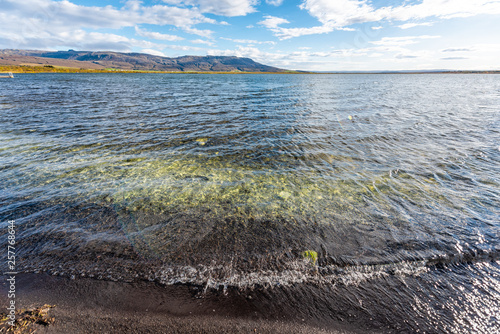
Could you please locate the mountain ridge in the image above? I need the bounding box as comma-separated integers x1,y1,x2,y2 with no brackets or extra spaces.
0,49,286,72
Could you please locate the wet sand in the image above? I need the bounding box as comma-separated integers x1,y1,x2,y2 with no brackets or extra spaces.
0,274,369,333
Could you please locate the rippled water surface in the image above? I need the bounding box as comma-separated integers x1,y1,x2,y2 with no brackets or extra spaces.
1,73,499,332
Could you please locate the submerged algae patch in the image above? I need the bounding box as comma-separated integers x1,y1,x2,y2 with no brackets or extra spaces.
195,138,208,145
3,144,455,227
106,157,450,223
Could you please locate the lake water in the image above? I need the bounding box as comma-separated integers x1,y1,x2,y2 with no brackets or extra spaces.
1,73,499,332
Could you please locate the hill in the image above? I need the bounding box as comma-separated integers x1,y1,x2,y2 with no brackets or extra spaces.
0,49,285,72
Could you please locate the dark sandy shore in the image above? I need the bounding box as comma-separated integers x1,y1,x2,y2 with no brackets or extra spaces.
0,274,372,333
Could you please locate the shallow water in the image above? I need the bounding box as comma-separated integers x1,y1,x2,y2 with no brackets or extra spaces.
1,73,499,332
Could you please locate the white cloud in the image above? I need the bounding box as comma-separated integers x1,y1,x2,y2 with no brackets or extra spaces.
392,49,433,61
260,0,500,39
300,0,379,27
382,0,500,21
258,16,290,29
395,53,418,59
9,29,167,52
370,35,440,47
208,46,356,69
441,47,473,52
209,46,262,58
164,44,204,51
258,15,336,39
2,0,135,30
270,25,335,39
192,0,257,16
221,37,275,45
398,22,434,29
266,0,284,6
436,44,500,69
162,0,257,16
0,0,222,50
210,41,500,71
441,56,468,60
141,48,166,57
2,0,216,30
183,27,214,38
206,41,500,71
207,46,401,71
135,26,184,41
0,1,219,53
190,39,215,46
141,5,216,27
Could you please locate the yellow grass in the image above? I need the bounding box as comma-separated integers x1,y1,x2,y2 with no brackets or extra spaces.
0,64,302,74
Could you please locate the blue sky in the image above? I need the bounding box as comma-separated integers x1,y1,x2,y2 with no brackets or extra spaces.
1,0,500,70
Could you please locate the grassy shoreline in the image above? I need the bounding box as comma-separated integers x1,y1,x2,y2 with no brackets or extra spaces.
0,64,302,74
1,64,499,74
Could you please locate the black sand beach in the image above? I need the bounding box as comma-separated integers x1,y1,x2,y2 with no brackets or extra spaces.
1,273,365,333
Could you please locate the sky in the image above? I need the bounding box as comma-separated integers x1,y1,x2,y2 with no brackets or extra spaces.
1,0,500,71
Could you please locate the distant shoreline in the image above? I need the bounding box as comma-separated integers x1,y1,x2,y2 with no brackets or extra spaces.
0,64,301,74
1,65,499,75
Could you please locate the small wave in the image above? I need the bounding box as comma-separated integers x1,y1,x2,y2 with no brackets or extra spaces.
156,259,430,290
17,247,500,293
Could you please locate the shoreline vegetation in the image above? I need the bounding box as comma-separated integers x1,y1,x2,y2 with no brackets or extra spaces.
0,64,301,74
1,64,499,75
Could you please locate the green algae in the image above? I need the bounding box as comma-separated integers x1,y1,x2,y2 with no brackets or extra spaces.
1,131,464,233
2,146,456,223
195,138,208,145
302,250,318,264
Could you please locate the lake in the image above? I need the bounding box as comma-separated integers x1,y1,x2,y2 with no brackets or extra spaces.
1,73,499,332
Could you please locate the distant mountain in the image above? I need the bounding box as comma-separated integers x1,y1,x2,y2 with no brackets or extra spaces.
0,49,286,72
